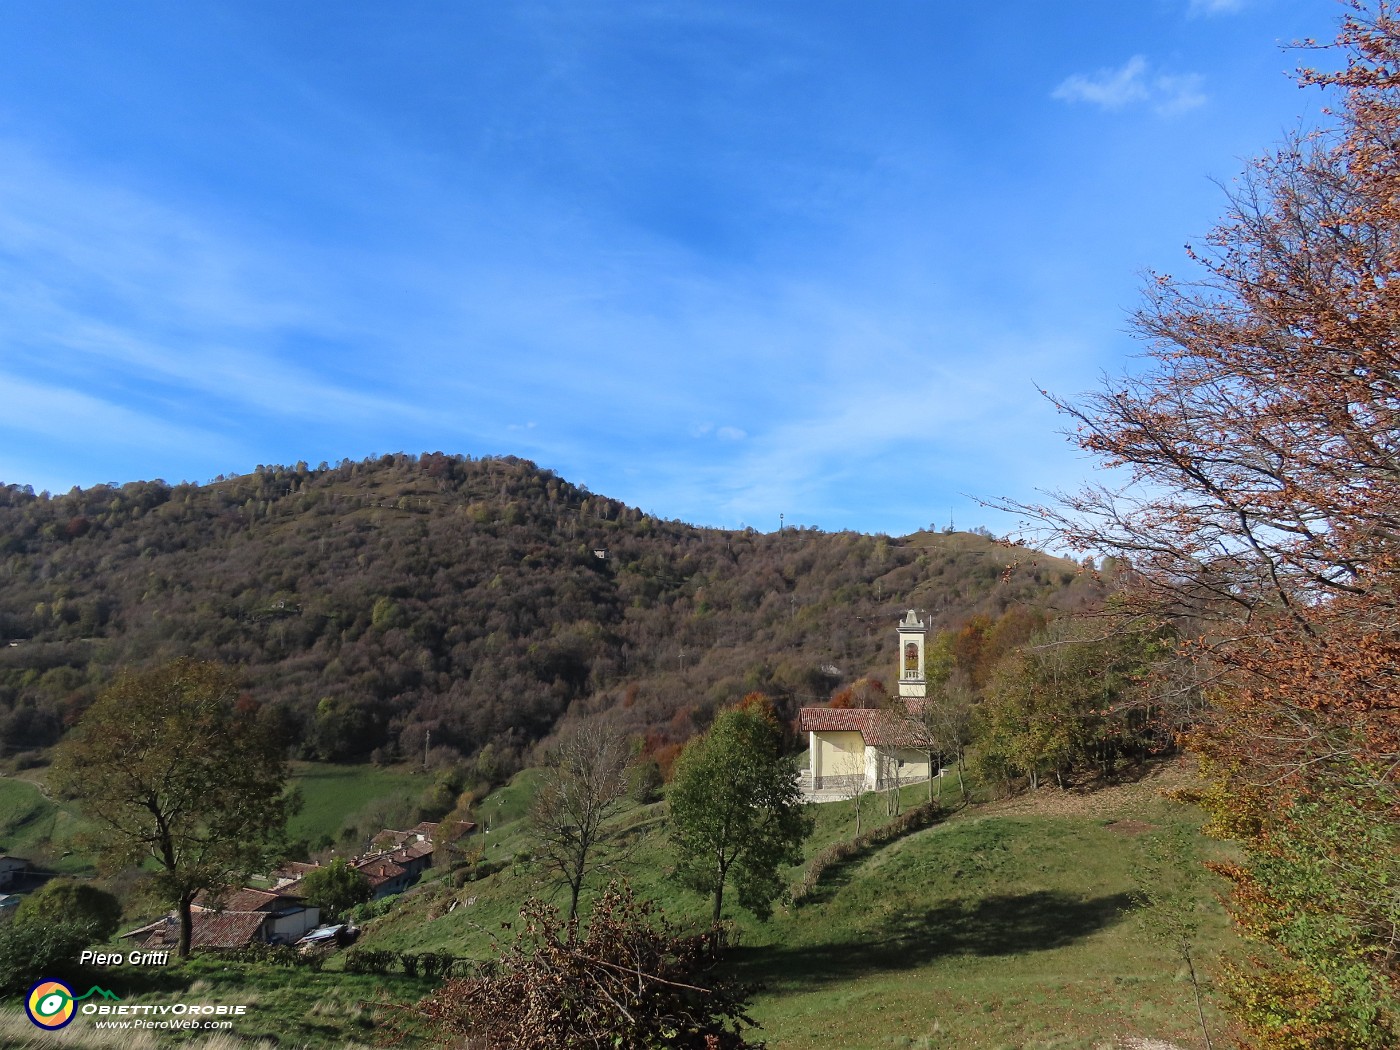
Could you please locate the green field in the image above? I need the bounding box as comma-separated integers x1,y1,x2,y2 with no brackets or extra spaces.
0,760,1230,1049
0,775,92,874
0,762,431,875
733,811,1227,1050
284,761,430,849
347,761,1230,1050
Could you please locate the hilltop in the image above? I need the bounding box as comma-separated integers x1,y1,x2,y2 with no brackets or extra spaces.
0,453,1100,772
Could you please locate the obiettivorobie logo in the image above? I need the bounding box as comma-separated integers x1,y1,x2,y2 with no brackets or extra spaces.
25,979,121,1029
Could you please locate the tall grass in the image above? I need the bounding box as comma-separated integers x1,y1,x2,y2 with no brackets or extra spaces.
0,1009,376,1049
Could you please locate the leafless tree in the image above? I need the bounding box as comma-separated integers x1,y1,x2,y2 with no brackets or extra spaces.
919,676,974,803
840,750,868,838
527,723,634,922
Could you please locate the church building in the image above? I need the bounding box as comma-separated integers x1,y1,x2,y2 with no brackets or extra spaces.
798,610,935,795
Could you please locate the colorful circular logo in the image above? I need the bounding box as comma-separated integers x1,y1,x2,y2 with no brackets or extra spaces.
26,979,76,1029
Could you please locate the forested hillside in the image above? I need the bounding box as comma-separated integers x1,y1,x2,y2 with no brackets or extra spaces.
0,453,1101,775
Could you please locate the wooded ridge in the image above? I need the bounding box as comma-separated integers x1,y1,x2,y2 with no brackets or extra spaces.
0,453,1100,775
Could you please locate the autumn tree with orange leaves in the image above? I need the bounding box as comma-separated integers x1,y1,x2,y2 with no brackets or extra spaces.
1004,3,1400,1045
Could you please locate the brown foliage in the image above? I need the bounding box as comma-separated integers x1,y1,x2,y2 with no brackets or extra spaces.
0,454,1099,769
412,882,762,1049
1006,1,1400,794
999,4,1400,1041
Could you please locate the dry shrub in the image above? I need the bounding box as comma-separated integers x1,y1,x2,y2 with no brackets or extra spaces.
413,881,763,1049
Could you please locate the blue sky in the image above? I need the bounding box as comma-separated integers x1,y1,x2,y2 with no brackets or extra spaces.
0,0,1343,535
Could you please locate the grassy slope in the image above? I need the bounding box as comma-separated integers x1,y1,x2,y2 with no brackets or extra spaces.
0,762,439,1046
0,774,90,874
0,760,1229,1049
0,761,428,879
738,815,1223,1049
0,956,432,1050
285,761,427,846
354,760,1231,1050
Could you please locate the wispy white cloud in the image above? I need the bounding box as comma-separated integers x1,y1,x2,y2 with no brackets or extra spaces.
0,372,235,454
1053,55,1151,111
1152,73,1208,116
0,139,507,454
1052,56,1206,116
1188,0,1246,16
690,422,747,441
0,1,1330,534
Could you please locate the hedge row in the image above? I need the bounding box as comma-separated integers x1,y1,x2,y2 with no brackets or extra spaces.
791,800,944,905
344,948,461,978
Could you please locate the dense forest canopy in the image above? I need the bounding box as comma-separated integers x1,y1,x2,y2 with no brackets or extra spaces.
0,453,1102,776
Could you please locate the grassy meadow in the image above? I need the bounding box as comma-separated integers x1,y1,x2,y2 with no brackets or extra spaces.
0,760,432,875
0,774,91,874
347,760,1230,1050
0,758,1230,1049
283,761,430,849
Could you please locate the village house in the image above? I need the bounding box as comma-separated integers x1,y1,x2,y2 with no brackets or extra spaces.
0,855,28,891
269,859,322,889
798,610,936,796
354,855,413,898
370,819,476,854
120,887,320,951
274,819,477,901
118,817,478,953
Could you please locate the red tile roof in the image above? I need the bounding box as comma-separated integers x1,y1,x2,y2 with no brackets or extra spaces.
272,861,321,881
374,820,477,851
799,707,878,734
119,917,169,942
276,876,307,898
194,887,284,912
121,911,270,950
193,912,271,949
799,704,931,748
355,857,408,889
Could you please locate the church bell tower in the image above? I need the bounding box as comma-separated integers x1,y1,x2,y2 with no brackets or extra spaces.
897,609,926,699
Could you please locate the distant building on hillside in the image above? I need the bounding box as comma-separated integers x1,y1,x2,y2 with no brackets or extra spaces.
798,610,935,796
0,856,27,891
274,819,478,902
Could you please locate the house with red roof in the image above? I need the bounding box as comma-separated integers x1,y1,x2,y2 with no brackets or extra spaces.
369,819,475,857
121,887,320,951
270,860,322,889
354,855,413,898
